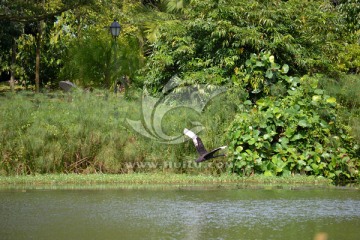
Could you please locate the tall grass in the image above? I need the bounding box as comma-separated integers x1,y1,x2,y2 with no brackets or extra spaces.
319,74,360,145
0,89,237,175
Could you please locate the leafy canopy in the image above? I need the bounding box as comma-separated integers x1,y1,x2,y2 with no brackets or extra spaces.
140,0,353,91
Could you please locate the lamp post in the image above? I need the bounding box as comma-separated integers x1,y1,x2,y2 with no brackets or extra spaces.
109,20,121,93
110,20,121,39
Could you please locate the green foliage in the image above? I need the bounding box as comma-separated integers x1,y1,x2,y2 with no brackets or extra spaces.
336,43,360,73
61,32,114,88
57,2,145,90
0,0,359,183
0,89,235,175
337,0,360,32
0,21,22,74
319,74,360,145
15,21,65,87
0,0,93,22
165,0,190,13
227,57,359,181
0,0,95,88
0,0,144,90
140,0,356,91
232,51,291,99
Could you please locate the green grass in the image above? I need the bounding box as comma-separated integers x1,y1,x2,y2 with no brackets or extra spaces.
319,74,360,145
0,173,332,186
1,77,358,182
0,89,236,175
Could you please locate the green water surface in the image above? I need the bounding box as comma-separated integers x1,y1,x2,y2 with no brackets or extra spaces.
0,185,359,240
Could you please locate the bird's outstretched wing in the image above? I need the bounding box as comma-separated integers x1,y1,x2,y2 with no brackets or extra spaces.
196,146,227,162
183,128,207,155
205,146,227,158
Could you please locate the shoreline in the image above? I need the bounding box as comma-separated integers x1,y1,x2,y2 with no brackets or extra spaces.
0,173,336,187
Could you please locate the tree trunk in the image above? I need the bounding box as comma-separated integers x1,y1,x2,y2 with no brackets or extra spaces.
35,21,42,93
9,38,16,92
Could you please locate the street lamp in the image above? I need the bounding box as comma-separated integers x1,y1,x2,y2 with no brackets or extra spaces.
109,20,121,93
110,20,121,39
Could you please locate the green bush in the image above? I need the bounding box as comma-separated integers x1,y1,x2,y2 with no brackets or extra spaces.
319,74,360,145
231,51,291,101
227,69,359,181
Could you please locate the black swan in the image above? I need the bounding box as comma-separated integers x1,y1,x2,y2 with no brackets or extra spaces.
183,128,227,162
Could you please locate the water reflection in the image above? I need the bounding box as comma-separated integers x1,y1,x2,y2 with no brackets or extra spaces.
0,185,359,240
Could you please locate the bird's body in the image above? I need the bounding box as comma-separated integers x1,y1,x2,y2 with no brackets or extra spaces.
183,128,227,162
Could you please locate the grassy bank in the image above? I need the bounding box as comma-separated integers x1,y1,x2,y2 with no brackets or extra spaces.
1,76,359,181
0,89,236,175
0,173,333,186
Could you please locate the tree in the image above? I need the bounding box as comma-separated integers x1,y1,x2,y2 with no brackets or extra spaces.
0,0,92,22
0,0,93,92
337,0,360,32
56,0,145,90
0,21,22,90
139,0,354,92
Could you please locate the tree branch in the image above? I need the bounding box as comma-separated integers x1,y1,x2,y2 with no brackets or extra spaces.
0,1,91,22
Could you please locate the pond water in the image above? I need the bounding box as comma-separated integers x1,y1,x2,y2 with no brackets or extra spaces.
0,185,359,240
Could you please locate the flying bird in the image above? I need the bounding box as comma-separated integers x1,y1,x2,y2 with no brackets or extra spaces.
183,128,227,162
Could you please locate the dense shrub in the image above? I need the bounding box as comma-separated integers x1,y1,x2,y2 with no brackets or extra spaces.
227,54,359,181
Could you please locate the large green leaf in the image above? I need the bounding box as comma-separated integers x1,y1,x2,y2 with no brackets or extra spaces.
312,95,321,102
282,64,289,74
265,69,273,79
326,97,336,104
298,119,309,127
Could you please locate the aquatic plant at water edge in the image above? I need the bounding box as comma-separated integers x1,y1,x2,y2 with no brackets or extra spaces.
227,57,359,181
